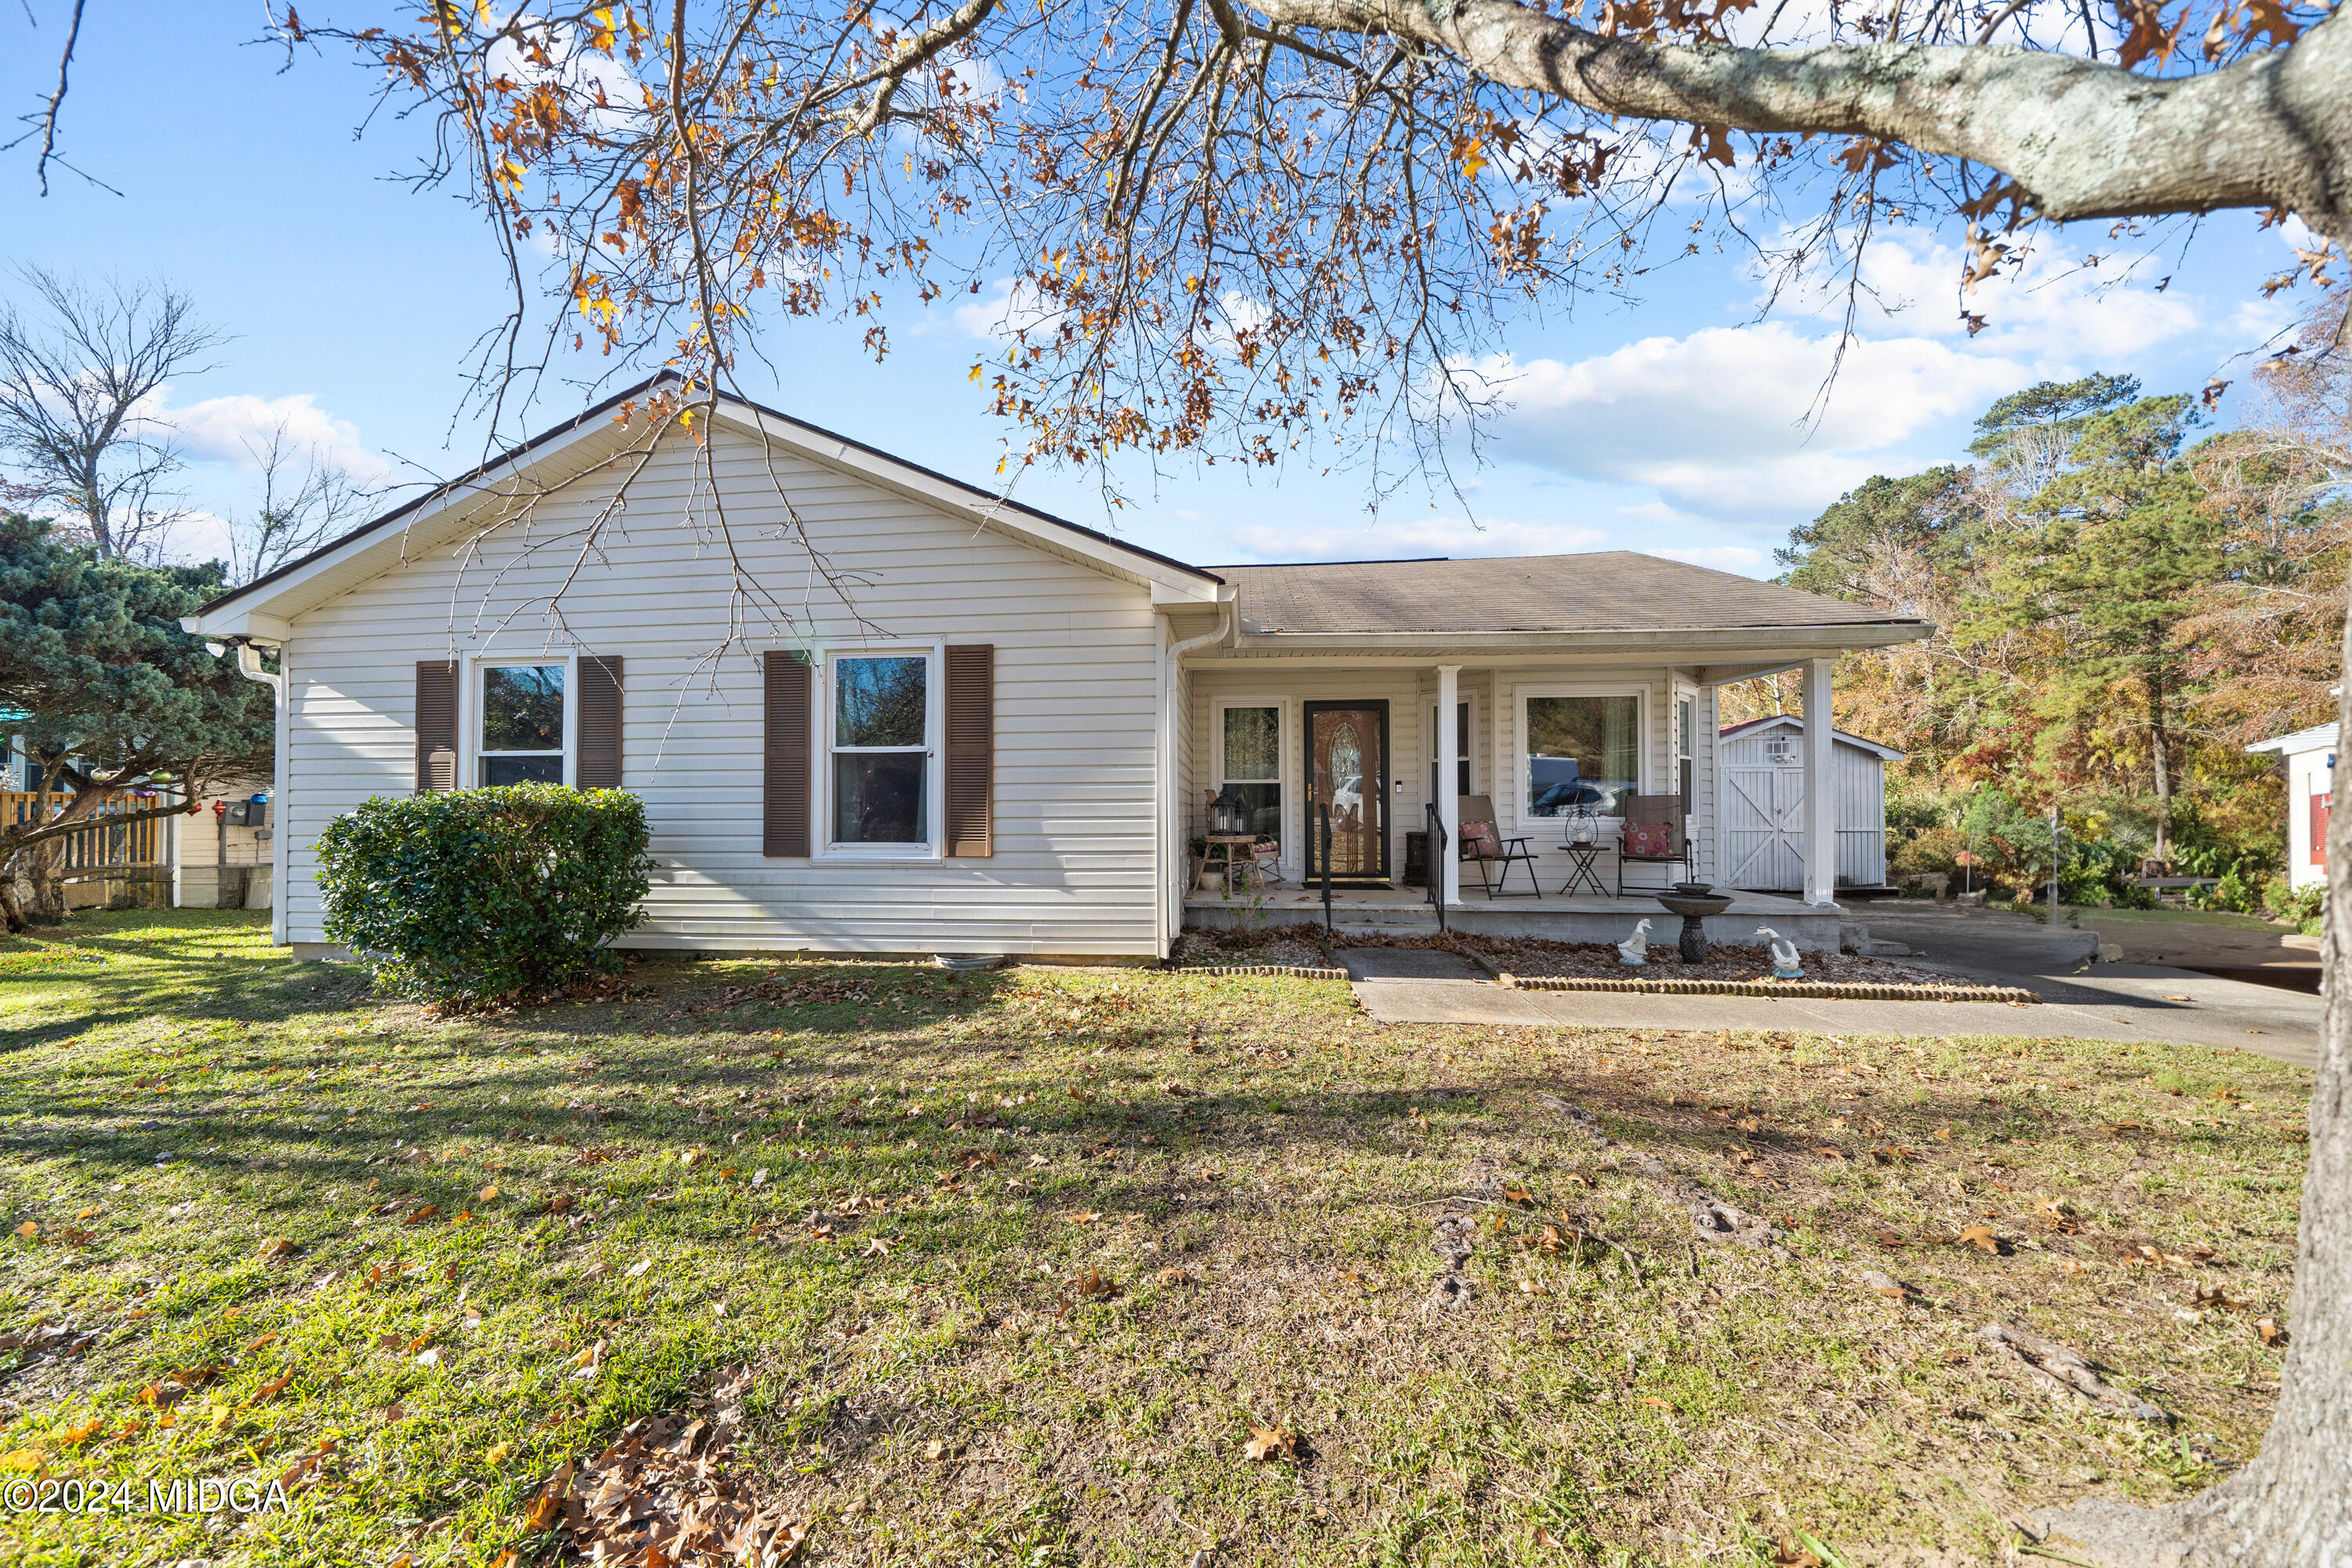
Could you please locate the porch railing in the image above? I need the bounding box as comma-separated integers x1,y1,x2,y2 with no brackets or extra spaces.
1423,800,1448,934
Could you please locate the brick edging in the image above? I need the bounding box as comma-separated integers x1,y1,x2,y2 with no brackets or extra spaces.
1497,973,2038,1004
1170,964,1352,980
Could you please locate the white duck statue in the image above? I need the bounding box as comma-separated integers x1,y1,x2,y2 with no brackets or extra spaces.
1757,927,1804,979
1616,918,1653,967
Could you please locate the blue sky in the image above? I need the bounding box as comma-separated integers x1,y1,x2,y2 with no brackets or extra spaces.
0,5,2317,579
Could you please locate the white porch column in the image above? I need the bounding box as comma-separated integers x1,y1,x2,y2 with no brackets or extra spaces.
1436,664,1461,906
1801,657,1837,907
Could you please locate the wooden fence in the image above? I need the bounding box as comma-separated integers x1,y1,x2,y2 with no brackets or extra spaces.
3,790,172,902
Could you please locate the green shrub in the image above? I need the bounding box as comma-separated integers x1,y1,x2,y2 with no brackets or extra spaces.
2259,875,2325,935
317,785,653,1005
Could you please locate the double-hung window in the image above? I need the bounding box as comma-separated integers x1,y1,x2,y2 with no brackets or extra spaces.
478,662,567,785
831,654,931,847
1218,705,1283,844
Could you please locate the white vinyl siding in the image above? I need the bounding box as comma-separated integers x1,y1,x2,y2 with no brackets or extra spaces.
279,426,1163,956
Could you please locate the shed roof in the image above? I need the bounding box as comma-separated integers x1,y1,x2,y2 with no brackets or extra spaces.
2246,721,2339,757
1718,713,1905,761
1209,554,1923,637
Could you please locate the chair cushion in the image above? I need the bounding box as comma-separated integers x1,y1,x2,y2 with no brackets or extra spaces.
1623,822,1675,859
1461,820,1501,857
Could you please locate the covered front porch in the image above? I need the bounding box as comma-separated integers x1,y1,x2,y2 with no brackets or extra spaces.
1183,879,1845,948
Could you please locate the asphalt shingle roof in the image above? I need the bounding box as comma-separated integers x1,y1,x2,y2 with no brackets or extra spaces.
1209,554,1919,635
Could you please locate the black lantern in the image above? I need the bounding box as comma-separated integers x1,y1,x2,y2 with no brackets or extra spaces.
1209,783,1251,837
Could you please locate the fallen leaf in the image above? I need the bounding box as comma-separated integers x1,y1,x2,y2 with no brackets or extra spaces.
1875,1230,1908,1249
1156,1267,1193,1287
485,1441,513,1466
403,1206,439,1227
479,1184,499,1202
1069,1210,1102,1225
1929,1126,1955,1141
1074,1269,1115,1298
257,1236,296,1258
13,1221,37,1239
861,1236,893,1259
1243,1425,1298,1463
2256,1317,2286,1347
1959,1225,2001,1254
244,1370,294,1405
624,1258,653,1279
1504,1184,1534,1206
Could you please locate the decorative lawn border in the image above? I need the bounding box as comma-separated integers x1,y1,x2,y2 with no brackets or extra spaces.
1169,964,1351,980
1497,973,2040,1004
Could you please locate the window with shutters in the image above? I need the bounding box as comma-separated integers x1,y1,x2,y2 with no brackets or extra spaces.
478,662,568,786
827,652,935,848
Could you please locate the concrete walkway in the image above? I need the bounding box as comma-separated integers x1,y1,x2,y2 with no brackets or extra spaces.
1338,942,2320,1069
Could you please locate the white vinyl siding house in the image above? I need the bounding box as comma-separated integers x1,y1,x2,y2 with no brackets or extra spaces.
214,395,1222,960
189,378,1931,959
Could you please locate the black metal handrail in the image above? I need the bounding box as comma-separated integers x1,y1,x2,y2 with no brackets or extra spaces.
1319,803,1334,934
1423,800,1448,934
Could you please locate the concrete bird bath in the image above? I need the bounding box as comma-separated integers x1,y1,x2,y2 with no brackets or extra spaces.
1654,881,1734,963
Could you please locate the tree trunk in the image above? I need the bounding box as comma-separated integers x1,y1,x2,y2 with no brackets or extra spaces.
2039,567,2352,1563
2149,637,2173,867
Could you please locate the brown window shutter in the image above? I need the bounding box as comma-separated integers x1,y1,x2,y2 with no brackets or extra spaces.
415,660,458,793
578,655,623,789
763,651,812,857
945,643,994,858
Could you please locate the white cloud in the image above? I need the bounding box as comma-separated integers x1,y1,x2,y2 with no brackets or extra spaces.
1645,544,1768,573
1474,228,2220,521
1778,230,2203,359
1473,323,2021,517
1218,514,1610,564
163,391,391,483
956,278,1064,343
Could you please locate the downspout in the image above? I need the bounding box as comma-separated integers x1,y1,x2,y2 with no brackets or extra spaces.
1159,605,1232,957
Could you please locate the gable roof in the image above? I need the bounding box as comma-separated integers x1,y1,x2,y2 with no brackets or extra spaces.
1719,713,1905,761
188,373,1224,637
1210,554,1924,637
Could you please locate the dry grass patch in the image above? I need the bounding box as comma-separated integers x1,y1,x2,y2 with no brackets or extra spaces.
0,912,2310,1566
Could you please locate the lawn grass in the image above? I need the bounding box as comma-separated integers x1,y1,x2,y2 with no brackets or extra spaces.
0,911,2314,1566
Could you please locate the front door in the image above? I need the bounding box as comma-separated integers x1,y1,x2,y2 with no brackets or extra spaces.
1304,701,1389,882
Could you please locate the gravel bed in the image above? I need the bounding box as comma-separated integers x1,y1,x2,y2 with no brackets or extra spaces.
1169,924,1331,971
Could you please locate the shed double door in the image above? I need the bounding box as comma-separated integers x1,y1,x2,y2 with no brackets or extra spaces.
1303,701,1389,883
1722,762,1804,891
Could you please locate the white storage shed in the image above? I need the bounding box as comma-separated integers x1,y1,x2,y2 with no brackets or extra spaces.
1718,716,1902,892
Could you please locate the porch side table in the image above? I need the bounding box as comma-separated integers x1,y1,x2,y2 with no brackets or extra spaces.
1201,834,1258,895
1556,840,1609,897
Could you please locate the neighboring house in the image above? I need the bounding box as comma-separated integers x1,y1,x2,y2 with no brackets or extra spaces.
183,377,1932,960
2248,722,2336,891
1716,716,1904,893
172,786,275,911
